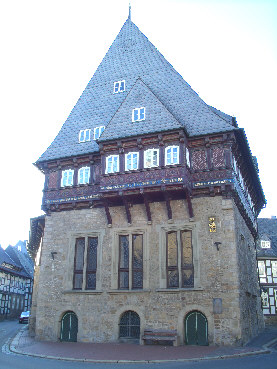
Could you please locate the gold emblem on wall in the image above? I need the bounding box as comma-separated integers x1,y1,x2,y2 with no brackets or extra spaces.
209,217,216,232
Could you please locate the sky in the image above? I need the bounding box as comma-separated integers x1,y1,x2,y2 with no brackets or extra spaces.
0,0,276,248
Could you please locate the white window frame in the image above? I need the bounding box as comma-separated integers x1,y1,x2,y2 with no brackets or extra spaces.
271,261,277,277
132,107,145,122
165,145,179,165
106,155,119,174
144,148,159,168
61,169,74,187
125,152,139,171
79,129,91,143
185,147,190,167
261,290,269,308
94,126,105,140
261,240,271,249
114,80,125,93
78,167,90,185
258,260,266,277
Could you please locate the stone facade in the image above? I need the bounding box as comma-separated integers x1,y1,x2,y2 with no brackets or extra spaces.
31,196,263,345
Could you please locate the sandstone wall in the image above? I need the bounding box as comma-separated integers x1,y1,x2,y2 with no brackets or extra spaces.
33,196,262,345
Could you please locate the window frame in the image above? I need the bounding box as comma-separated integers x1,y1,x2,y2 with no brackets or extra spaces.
79,129,91,143
144,148,159,168
61,169,74,187
132,107,145,122
94,126,105,140
106,155,120,174
114,80,125,93
78,166,90,185
165,145,180,166
125,152,139,171
258,260,266,277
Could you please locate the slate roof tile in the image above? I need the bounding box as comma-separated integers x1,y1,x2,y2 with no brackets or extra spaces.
36,18,234,164
257,218,277,258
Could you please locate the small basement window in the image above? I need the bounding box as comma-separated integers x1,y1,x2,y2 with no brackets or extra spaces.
114,80,125,93
132,107,145,122
79,129,91,142
106,155,119,174
94,126,105,140
61,169,74,187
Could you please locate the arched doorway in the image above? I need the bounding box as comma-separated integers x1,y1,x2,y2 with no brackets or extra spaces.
119,310,140,339
185,311,208,345
60,311,78,342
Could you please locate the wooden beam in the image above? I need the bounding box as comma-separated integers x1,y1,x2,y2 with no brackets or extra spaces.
103,201,112,226
163,192,172,220
143,194,152,223
122,196,132,224
185,188,194,219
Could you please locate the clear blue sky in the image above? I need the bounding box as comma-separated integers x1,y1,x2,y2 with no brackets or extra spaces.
0,0,276,248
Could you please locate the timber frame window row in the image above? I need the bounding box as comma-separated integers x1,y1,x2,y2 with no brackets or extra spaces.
61,167,91,187
105,145,186,174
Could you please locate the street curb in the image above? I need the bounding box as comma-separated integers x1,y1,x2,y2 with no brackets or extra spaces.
8,329,271,363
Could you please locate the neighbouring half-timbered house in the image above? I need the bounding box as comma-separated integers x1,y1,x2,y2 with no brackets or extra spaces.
257,217,277,323
0,242,33,320
28,14,266,346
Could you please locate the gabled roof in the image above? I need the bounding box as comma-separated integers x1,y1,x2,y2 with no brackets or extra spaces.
5,245,34,278
36,18,234,164
257,218,277,258
0,245,31,278
99,79,182,141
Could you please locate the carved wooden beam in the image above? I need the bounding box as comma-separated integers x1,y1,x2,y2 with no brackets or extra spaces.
143,193,152,223
185,188,194,219
122,196,132,224
163,192,172,220
103,201,112,226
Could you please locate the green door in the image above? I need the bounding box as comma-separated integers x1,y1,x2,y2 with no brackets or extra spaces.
185,311,208,345
60,311,78,342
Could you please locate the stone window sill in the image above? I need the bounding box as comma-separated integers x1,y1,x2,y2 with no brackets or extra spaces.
63,290,103,295
107,289,151,295
156,287,203,293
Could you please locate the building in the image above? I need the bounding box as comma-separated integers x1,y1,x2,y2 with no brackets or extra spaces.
257,217,277,323
28,14,266,346
0,241,33,320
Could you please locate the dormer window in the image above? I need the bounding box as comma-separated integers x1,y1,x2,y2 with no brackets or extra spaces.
144,148,159,168
79,129,91,142
165,146,179,165
94,126,105,140
261,240,271,249
125,152,139,171
61,169,74,187
114,80,125,93
106,155,119,174
132,107,145,122
78,167,90,185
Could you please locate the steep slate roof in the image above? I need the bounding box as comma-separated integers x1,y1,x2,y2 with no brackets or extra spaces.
257,218,277,258
99,79,182,141
5,245,34,278
36,18,234,164
0,246,30,278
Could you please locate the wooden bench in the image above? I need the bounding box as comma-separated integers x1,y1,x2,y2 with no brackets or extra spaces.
142,329,179,346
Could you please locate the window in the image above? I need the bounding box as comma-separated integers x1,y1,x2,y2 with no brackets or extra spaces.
79,129,91,142
114,80,125,93
258,261,266,277
125,152,139,171
144,148,159,168
73,236,98,290
272,261,277,277
165,146,179,165
186,147,191,167
106,155,119,174
261,240,271,249
78,167,90,185
261,290,269,308
119,311,140,339
94,126,105,140
118,234,143,290
132,107,145,122
61,170,74,187
166,230,193,288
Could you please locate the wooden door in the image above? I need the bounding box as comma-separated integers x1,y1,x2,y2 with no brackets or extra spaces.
185,311,208,345
60,311,78,342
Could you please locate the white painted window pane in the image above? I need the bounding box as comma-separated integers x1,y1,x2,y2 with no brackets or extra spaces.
140,108,145,120
79,169,84,184
79,130,85,142
133,153,138,169
133,109,139,121
100,126,105,136
85,130,90,141
113,156,118,172
114,82,119,93
120,81,125,91
153,150,158,166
